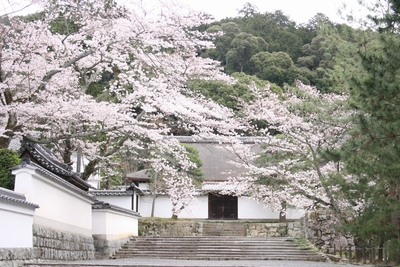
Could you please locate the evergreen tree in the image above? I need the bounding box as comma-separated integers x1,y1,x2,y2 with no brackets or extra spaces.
330,0,400,262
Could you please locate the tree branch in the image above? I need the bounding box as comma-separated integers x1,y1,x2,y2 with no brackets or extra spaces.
40,49,96,87
25,125,127,144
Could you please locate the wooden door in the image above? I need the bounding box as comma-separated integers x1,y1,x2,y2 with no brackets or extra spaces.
208,193,238,219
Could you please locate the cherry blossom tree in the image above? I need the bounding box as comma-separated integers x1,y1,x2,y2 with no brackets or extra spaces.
145,138,199,218
225,80,354,223
0,0,241,215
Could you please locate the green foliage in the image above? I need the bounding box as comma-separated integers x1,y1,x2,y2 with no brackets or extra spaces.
49,14,80,35
19,9,80,35
330,4,400,260
0,149,20,190
198,5,345,90
99,157,125,190
239,10,304,60
231,72,283,95
250,51,292,85
188,80,244,110
237,2,259,18
188,73,282,114
182,144,203,185
86,71,114,98
225,32,268,73
19,11,46,22
387,239,400,263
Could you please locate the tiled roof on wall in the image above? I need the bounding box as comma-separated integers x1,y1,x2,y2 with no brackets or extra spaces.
92,201,141,217
90,190,133,196
164,136,267,144
20,138,91,191
0,187,39,208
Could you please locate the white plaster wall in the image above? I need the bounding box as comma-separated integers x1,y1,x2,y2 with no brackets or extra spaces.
0,199,36,248
238,198,280,219
92,209,138,240
285,208,305,220
13,166,94,236
238,197,304,220
94,195,132,210
139,195,171,218
179,195,208,219
139,194,303,220
139,195,208,219
138,183,149,190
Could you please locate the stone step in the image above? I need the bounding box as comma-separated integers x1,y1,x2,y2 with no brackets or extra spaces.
123,237,300,247
23,237,325,266
123,238,306,247
114,253,323,261
117,250,317,255
114,236,325,261
115,256,324,261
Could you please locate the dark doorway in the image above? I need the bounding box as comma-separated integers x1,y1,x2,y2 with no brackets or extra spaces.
208,193,238,219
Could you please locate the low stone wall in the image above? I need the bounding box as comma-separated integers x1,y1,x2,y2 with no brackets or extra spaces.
139,220,202,236
139,219,302,238
93,237,130,258
0,225,95,267
246,221,302,238
0,248,37,267
33,225,95,261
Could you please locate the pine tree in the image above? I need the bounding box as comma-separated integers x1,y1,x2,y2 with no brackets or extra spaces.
333,1,400,262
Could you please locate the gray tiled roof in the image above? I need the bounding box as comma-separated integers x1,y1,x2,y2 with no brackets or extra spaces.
202,181,240,192
20,138,92,191
12,161,96,202
92,201,141,217
8,137,21,151
90,190,133,196
164,136,267,144
126,169,150,180
161,136,264,181
0,187,39,208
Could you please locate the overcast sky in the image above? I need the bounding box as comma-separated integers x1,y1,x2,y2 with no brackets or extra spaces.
185,0,368,24
1,0,370,25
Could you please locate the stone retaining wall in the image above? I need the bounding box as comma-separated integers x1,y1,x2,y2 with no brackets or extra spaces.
0,225,95,267
139,219,302,237
93,237,130,258
139,220,202,236
301,210,354,253
246,221,302,238
33,225,95,261
0,248,37,267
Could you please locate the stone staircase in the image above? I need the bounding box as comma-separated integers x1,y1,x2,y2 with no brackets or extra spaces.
114,236,325,261
23,221,326,266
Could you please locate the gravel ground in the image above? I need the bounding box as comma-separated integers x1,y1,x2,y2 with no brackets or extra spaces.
63,258,362,267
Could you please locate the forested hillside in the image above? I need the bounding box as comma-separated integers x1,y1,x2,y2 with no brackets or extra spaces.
194,3,360,94
82,3,360,100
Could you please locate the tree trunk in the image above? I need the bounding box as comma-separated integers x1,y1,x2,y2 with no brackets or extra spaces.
151,193,156,217
105,176,110,190
62,139,73,164
0,105,18,149
151,173,158,217
82,158,99,180
279,201,287,222
0,136,10,149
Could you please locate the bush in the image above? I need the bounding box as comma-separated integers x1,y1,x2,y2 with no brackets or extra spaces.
0,149,21,190
387,239,400,264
